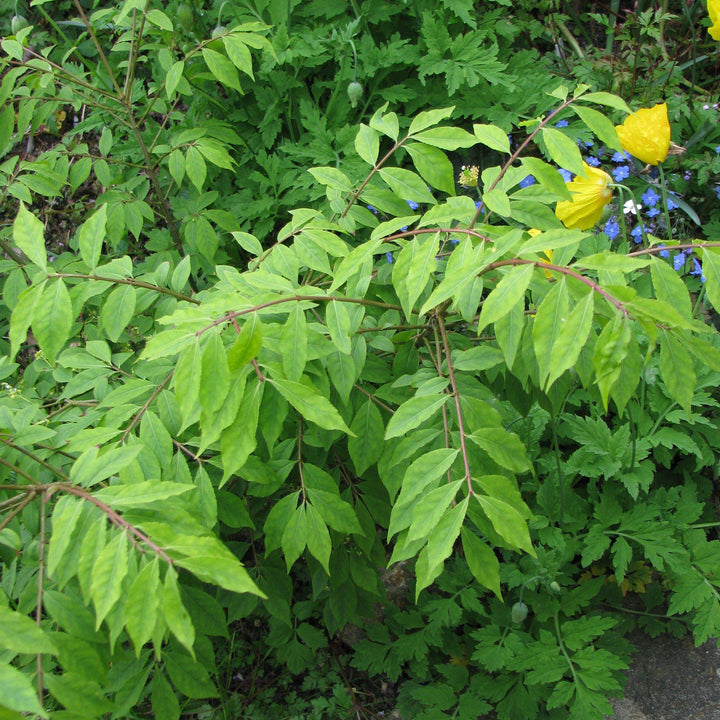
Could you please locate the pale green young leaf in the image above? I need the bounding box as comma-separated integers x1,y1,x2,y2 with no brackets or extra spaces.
651,257,692,319
393,231,439,320
494,301,524,369
330,237,383,291
326,349,355,404
184,145,206,191
195,138,235,170
13,201,47,271
281,303,307,382
659,330,694,413
0,606,57,654
326,299,352,354
9,281,44,361
379,167,436,204
384,394,449,440
475,494,535,555
572,104,622,153
270,377,352,434
405,142,455,196
77,204,107,270
408,107,455,135
541,127,585,177
77,517,107,604
518,228,587,255
223,35,254,78
411,126,477,151
573,253,650,272
200,330,230,415
126,557,160,655
0,663,48,717
168,148,185,187
199,368,248,453
308,166,353,193
593,315,631,410
175,339,202,430
220,377,263,485
227,313,263,371
166,60,184,98
90,531,128,628
477,263,534,334
231,230,263,256
701,248,720,315
520,157,572,201
406,479,463,545
347,399,384,475
369,103,399,140
163,566,195,657
461,527,502,599
579,92,631,113
473,124,511,154
281,505,307,571
101,284,136,342
355,123,379,166
32,278,73,365
92,481,193,509
201,47,241,91
305,503,331,574
70,444,143,487
468,427,532,474
46,495,84,579
533,278,569,387
547,291,594,389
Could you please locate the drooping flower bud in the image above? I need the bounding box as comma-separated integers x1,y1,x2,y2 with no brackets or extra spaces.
347,81,363,108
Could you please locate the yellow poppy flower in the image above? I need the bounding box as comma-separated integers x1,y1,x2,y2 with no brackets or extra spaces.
615,103,671,165
555,163,613,231
709,0,720,40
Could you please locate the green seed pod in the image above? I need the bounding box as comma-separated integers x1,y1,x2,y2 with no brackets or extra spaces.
511,601,528,624
11,14,29,34
346,81,363,108
549,581,562,594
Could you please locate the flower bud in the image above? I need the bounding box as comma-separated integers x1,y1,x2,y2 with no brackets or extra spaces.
11,15,29,34
347,81,363,108
212,25,227,38
549,581,562,594
511,601,528,623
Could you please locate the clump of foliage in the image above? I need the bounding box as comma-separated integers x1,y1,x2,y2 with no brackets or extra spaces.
2,2,720,720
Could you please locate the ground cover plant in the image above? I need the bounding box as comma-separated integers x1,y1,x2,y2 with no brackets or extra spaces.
2,1,720,719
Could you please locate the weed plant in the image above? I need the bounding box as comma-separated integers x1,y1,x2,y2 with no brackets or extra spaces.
1,2,720,720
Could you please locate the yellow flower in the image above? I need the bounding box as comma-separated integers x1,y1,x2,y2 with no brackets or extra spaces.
615,103,671,165
555,163,613,230
709,0,720,40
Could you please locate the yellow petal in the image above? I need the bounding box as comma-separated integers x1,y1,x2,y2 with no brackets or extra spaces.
710,0,720,40
555,163,613,230
615,103,670,165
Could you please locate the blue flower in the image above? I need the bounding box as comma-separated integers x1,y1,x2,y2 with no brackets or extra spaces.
474,200,486,213
585,156,601,167
519,175,536,188
406,200,419,211
631,225,644,243
716,186,720,200
386,251,393,264
584,141,595,148
641,188,660,207
450,237,460,244
666,195,679,210
558,168,573,182
715,144,720,154
673,253,686,271
555,119,569,128
603,216,620,240
691,258,706,282
611,151,631,162
658,244,669,258
367,204,378,215
400,225,408,232
612,165,630,181
646,207,660,218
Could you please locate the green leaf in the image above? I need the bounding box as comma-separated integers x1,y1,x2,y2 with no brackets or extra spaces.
473,124,511,153
701,248,720,315
9,281,44,361
70,444,144,488
406,479,463,545
326,299,352,354
32,278,73,365
393,232,439,320
163,566,195,657
0,663,48,717
281,303,307,381
482,186,511,217
168,148,185,188
77,204,107,270
411,126,477,151
405,142,456,196
305,503,331,573
195,138,235,170
520,157,572,201
0,606,57,654
184,145,207,192
199,330,230,415
468,428,532,474
329,237,383,292
126,557,160,654
651,257,692,319
281,504,307,571
494,300,524,369
593,315,631,410
572,104,622,153
477,263,534,334
164,652,218,700
378,167,436,204
90,531,128,629
541,126,585,177
306,488,361,534
92,481,193,509
174,339,202,430
227,313,263,370
547,291,594,389
408,107,455,135
166,60,184,98
384,394,450,440
475,494,535,555
659,330,694,413
46,495,84,579
13,201,47,271
579,92,631,113
354,123,379,166
347,399,384,475
220,377,263,484
369,103,399,140
461,527,502,599
223,35,254,78
201,47,241,91
270,377,352,434
101,284,136,342
533,278,569,387
152,671,180,720
308,166,353,193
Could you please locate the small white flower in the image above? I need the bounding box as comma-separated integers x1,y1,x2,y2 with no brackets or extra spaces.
623,199,642,215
